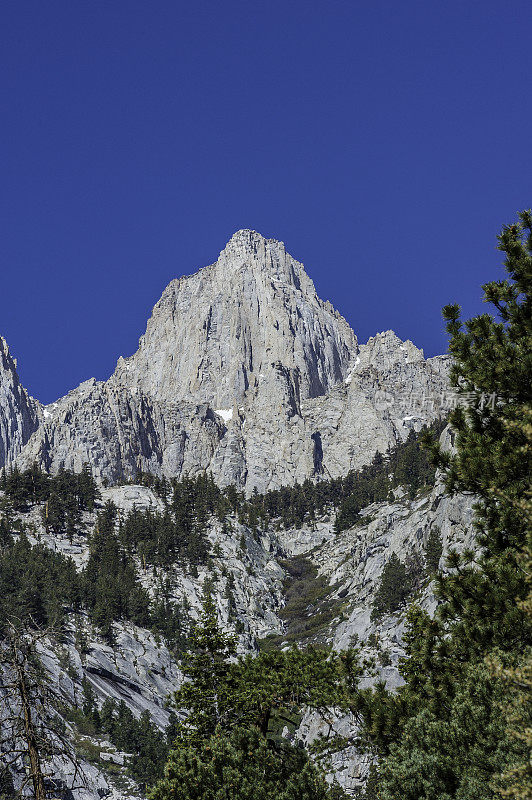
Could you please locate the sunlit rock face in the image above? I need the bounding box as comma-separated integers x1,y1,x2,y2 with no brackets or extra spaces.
7,230,450,492
112,229,358,407
0,336,41,468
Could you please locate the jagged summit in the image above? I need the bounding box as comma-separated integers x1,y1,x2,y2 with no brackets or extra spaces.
213,229,305,288
112,231,357,408
222,228,278,250
0,335,20,367
0,335,41,467
177,230,281,282
1,234,450,492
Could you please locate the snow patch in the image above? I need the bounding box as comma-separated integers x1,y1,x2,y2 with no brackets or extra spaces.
215,408,233,423
345,356,361,385
43,403,57,419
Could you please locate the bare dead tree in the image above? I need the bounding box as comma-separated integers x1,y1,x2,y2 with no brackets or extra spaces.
0,619,86,799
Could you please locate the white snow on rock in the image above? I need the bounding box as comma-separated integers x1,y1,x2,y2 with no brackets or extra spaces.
344,356,361,385
215,408,233,423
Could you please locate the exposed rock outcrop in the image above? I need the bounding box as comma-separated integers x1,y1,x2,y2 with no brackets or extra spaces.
6,231,453,492
0,336,41,468
1,449,475,797
113,229,358,407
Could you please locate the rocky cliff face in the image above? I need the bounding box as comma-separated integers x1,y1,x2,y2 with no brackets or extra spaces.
113,229,358,407
3,230,453,492
0,336,41,468
1,451,475,798
19,379,227,484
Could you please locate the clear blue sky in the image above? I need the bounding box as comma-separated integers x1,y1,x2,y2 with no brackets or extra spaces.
2,1,531,403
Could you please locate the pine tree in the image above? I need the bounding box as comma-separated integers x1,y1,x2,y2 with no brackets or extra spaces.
487,408,532,800
171,594,237,745
371,553,412,618
78,462,99,511
159,595,360,798
150,725,346,800
424,525,443,574
0,622,85,799
127,710,169,790
363,211,532,799
424,210,532,657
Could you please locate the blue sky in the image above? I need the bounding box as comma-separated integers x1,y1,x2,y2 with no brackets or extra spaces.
2,1,531,403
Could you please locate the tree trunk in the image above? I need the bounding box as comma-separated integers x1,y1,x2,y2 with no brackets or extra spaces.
15,658,46,800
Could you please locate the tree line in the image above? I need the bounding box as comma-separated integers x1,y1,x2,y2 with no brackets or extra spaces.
132,417,445,533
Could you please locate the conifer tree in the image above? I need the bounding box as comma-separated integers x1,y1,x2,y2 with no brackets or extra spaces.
371,553,412,619
0,622,85,799
171,594,237,745
363,211,532,799
157,594,359,799
151,725,347,800
424,525,443,574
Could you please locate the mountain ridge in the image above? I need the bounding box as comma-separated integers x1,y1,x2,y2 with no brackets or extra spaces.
0,232,451,492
